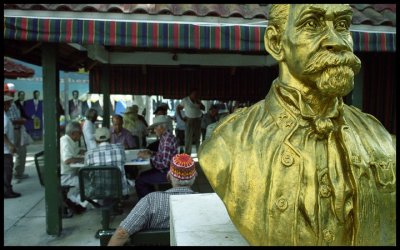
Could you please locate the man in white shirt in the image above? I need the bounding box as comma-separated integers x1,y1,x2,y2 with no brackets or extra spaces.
60,121,87,213
4,83,29,180
4,95,21,198
82,108,98,150
177,89,205,155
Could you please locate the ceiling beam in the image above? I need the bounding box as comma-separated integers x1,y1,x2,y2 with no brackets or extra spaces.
86,44,109,63
22,42,42,54
109,52,277,67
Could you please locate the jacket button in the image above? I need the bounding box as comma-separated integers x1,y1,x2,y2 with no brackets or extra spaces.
281,152,294,167
319,184,332,198
275,198,288,211
322,229,335,242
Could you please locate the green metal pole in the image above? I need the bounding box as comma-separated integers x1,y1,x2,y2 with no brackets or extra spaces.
101,64,111,128
42,43,62,236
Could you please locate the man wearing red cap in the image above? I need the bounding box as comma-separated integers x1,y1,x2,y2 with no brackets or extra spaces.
108,153,197,246
4,83,29,180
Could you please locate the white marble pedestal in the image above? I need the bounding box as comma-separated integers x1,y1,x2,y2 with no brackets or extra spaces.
169,193,249,246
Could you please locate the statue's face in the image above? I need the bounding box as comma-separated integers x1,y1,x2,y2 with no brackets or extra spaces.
281,4,361,97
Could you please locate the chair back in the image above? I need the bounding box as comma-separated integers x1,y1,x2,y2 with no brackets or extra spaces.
34,150,45,186
130,229,170,246
78,166,123,202
99,229,170,246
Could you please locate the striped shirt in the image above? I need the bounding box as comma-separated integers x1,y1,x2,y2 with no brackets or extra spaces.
151,130,178,172
6,103,21,128
120,187,195,235
84,142,130,195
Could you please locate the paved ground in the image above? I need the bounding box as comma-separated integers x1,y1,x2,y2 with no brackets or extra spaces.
3,141,213,246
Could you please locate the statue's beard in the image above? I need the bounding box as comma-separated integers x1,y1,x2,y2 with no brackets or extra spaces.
303,50,361,97
316,65,355,97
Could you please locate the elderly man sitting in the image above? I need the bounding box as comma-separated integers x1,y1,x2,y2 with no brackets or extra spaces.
135,115,178,199
110,115,137,149
84,127,133,196
108,153,197,246
60,121,87,213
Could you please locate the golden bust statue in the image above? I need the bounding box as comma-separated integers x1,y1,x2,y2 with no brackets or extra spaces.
199,4,396,246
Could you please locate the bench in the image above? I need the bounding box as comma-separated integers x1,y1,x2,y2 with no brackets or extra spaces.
99,229,170,246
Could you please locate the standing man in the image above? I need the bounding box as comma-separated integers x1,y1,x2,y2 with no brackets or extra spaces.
82,108,98,150
177,89,205,155
4,83,29,180
135,115,178,199
24,90,43,140
4,95,22,198
15,91,30,120
174,109,186,153
68,90,83,121
199,4,395,246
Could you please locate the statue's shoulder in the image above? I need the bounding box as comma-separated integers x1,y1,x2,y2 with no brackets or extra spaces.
344,105,386,129
213,101,265,135
344,104,394,152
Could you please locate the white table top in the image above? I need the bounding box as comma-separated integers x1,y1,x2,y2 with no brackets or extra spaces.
70,163,85,168
169,193,249,246
124,149,150,166
70,149,150,168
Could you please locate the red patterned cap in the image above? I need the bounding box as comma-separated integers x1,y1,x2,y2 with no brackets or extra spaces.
4,83,16,93
169,153,197,180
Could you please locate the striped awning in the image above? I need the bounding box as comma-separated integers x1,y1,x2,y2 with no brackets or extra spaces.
4,16,396,52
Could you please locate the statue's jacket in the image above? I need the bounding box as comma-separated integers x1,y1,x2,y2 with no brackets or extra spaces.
198,81,396,246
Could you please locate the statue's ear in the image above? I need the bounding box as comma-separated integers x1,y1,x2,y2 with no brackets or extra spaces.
264,26,284,61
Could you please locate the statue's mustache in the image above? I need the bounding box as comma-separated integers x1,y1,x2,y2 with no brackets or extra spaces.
303,51,361,75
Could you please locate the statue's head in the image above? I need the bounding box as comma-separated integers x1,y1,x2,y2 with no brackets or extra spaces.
264,4,361,97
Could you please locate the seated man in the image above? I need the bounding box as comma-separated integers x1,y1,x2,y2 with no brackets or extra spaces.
110,115,137,149
84,127,133,196
147,105,174,152
108,153,197,246
135,115,178,199
201,104,219,140
60,121,87,213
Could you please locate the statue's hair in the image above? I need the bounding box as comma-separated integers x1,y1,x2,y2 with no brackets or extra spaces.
268,4,290,33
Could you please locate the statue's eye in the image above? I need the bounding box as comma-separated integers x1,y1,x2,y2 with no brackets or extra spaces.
335,20,350,31
305,19,317,29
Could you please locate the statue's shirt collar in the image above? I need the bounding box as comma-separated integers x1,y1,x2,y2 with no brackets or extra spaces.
274,80,342,121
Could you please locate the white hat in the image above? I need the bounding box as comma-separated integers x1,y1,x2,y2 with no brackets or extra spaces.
95,127,110,142
148,115,170,129
4,95,14,102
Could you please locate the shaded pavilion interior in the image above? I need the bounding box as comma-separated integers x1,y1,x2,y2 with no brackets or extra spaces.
3,4,396,236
